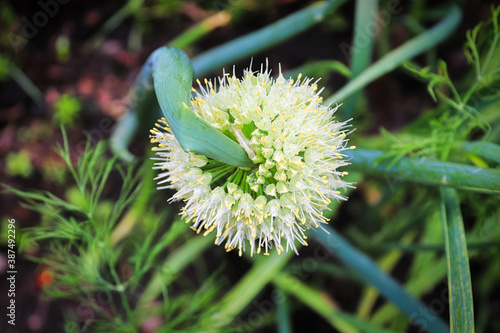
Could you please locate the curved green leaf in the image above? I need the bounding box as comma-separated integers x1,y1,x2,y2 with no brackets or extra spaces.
152,46,254,168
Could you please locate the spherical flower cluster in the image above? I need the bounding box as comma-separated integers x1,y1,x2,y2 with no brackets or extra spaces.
150,65,354,256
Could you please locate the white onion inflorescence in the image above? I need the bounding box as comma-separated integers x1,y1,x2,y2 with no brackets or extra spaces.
150,65,355,256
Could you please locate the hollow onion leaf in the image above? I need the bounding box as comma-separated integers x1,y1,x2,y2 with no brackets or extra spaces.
152,46,254,168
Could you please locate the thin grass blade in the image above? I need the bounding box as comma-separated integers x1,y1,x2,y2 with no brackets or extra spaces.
439,187,475,333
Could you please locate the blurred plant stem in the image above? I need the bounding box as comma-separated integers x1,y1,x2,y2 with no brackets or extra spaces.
275,288,292,333
8,62,44,105
274,273,399,333
206,251,294,328
314,225,450,333
110,210,138,245
347,148,500,194
340,0,378,121
356,233,416,319
86,0,144,49
135,235,213,314
457,141,500,164
169,11,232,49
191,0,347,76
325,6,462,105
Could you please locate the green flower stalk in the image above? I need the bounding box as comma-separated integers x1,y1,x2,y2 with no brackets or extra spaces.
150,62,354,256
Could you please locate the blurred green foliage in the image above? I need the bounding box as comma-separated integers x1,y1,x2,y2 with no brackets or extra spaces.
5,150,33,178
0,54,9,80
53,94,82,127
55,36,71,63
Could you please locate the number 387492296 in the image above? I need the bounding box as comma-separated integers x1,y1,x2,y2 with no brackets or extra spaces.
7,219,16,255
